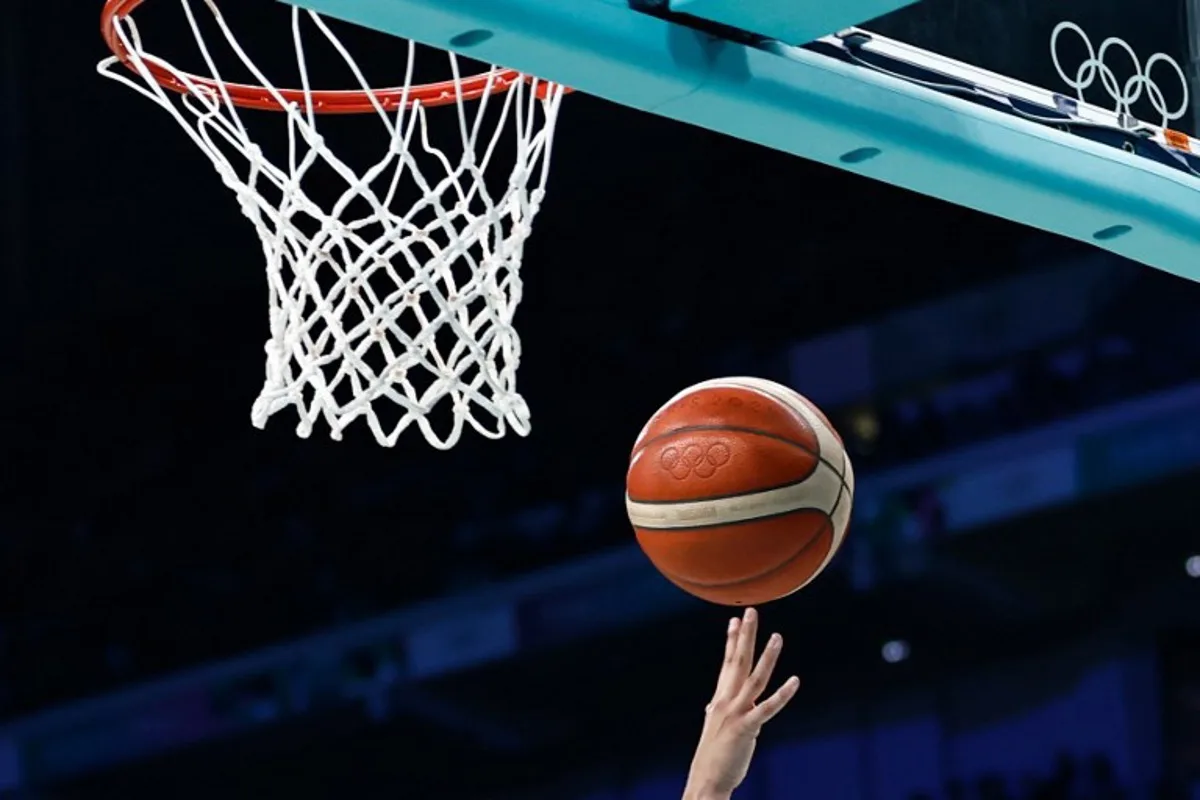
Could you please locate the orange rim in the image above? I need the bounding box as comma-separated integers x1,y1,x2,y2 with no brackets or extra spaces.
101,0,565,114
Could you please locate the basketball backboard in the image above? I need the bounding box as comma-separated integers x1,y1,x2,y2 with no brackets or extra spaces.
286,0,1200,283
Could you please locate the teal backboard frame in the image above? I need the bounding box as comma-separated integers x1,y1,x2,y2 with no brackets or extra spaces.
286,0,1200,282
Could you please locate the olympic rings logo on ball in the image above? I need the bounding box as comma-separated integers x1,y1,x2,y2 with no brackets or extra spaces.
1050,21,1189,129
661,442,732,480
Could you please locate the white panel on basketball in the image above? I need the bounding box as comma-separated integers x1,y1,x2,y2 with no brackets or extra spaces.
625,452,846,529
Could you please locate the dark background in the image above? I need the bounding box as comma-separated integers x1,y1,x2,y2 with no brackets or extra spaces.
1,0,1199,798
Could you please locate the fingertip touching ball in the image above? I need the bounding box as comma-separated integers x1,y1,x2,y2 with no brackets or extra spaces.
625,377,854,606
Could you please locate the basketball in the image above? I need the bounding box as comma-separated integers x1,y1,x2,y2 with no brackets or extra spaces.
625,377,854,606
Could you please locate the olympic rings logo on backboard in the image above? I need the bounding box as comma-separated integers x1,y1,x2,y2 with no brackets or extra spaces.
1050,21,1190,129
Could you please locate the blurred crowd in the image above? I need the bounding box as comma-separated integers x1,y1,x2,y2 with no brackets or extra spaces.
843,268,1200,471
911,753,1194,800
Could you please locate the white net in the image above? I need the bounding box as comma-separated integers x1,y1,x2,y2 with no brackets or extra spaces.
98,0,566,449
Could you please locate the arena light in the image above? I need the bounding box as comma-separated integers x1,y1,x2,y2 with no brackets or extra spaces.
881,640,910,663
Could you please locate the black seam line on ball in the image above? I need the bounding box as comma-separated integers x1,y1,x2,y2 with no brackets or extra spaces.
827,448,851,522
627,441,846,507
632,424,820,461
652,518,834,588
628,474,812,506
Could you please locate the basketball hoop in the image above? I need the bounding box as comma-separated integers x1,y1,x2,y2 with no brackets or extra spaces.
98,0,568,449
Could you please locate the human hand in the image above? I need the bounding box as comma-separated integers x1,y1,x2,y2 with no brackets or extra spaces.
683,608,800,800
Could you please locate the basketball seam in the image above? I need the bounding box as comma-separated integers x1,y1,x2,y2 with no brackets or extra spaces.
628,425,829,494
710,378,829,451
633,382,819,457
647,519,833,589
632,423,818,462
820,450,851,533
626,474,818,507
736,376,842,448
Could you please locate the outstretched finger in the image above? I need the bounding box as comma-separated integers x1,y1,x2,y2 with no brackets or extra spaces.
711,616,741,700
747,675,801,728
723,616,740,665
736,631,782,707
730,607,758,686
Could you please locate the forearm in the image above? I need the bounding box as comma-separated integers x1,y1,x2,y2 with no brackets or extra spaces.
683,785,733,800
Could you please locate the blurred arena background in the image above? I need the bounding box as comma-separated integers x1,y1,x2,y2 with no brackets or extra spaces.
2,0,1200,798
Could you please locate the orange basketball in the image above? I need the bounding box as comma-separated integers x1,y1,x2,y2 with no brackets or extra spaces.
626,377,854,606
